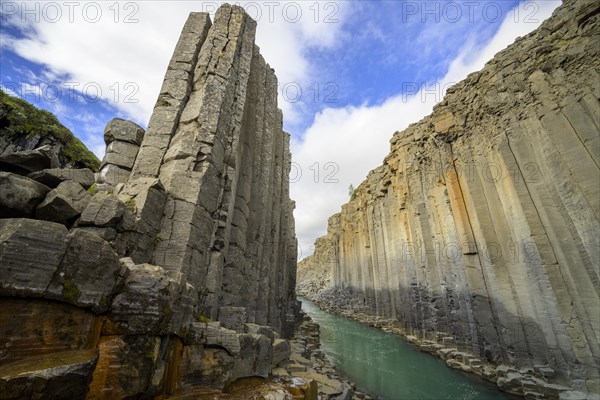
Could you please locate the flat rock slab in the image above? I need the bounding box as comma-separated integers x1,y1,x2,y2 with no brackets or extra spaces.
28,168,94,189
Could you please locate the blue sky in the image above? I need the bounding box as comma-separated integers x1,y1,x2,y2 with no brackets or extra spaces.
0,0,561,257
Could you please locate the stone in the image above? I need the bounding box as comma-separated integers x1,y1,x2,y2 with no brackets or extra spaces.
293,372,344,396
102,140,140,170
0,172,50,217
79,193,125,227
272,339,292,366
103,118,144,145
231,333,273,380
185,321,241,356
36,180,91,224
0,218,68,297
296,0,600,394
0,144,58,174
97,163,130,185
218,306,247,332
28,168,95,189
0,350,98,400
45,229,121,312
244,323,276,342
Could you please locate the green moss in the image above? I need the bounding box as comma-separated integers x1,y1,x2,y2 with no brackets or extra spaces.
0,89,100,171
125,198,136,212
62,280,81,303
154,234,162,246
87,183,97,195
198,314,212,323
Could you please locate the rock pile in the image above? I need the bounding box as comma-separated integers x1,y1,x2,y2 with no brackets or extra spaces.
298,0,600,399
1,4,301,399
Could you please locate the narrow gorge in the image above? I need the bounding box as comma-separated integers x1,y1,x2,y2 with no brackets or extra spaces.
298,0,600,399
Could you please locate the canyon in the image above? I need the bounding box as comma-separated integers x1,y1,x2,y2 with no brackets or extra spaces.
298,0,600,399
0,4,320,399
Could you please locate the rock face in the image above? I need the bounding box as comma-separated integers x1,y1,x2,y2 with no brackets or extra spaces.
0,5,299,399
298,0,599,398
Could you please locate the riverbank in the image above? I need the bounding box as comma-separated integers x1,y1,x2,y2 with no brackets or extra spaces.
273,311,373,400
299,287,594,400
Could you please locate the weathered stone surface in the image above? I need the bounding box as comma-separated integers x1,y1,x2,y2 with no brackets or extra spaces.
28,168,94,189
101,141,139,170
0,144,58,174
218,307,247,332
272,339,291,366
79,193,125,227
109,260,194,335
0,218,68,297
231,333,273,380
0,350,98,400
103,118,144,145
0,172,50,217
45,229,120,312
298,0,600,397
36,181,90,224
0,299,101,365
96,164,130,186
185,322,241,356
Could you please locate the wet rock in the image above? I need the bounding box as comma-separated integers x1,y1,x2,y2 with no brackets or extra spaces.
0,350,98,400
0,172,50,217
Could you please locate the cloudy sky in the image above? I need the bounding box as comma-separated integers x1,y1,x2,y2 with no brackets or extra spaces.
0,0,561,259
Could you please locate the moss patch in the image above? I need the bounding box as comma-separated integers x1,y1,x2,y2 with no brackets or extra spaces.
62,280,81,303
0,89,100,170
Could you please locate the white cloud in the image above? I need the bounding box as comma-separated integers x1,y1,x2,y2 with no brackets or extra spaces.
292,0,561,259
1,1,348,128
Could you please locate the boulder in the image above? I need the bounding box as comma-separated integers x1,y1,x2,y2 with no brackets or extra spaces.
0,218,68,297
45,229,121,312
110,262,194,334
103,118,144,145
0,172,50,217
231,333,273,380
36,181,91,225
0,350,98,400
0,145,58,174
79,193,125,227
186,321,241,356
28,168,95,189
272,339,292,367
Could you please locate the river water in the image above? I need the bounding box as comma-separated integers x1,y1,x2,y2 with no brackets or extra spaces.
300,297,515,400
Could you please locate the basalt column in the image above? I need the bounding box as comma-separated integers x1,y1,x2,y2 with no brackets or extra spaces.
121,5,299,334
298,0,599,398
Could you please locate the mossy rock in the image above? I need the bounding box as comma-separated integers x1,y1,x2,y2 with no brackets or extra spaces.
0,89,100,171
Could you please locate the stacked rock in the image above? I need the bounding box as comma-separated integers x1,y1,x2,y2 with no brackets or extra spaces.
97,118,144,188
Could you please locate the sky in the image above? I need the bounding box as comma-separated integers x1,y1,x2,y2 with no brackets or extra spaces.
0,0,561,259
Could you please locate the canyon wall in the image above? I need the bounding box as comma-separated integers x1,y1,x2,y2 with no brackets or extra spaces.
298,0,599,398
0,5,303,399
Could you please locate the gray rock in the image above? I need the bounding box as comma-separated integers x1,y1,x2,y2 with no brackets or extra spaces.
272,338,291,366
103,118,145,145
45,229,121,312
79,193,125,227
0,172,50,217
28,168,95,189
0,144,59,174
36,181,90,225
0,218,68,297
231,333,273,379
97,164,131,186
217,306,247,332
101,140,140,170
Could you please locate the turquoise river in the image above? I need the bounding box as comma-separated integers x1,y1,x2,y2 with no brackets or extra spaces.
300,297,516,400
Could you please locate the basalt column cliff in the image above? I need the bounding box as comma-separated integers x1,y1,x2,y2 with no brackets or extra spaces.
298,0,599,398
0,5,302,399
